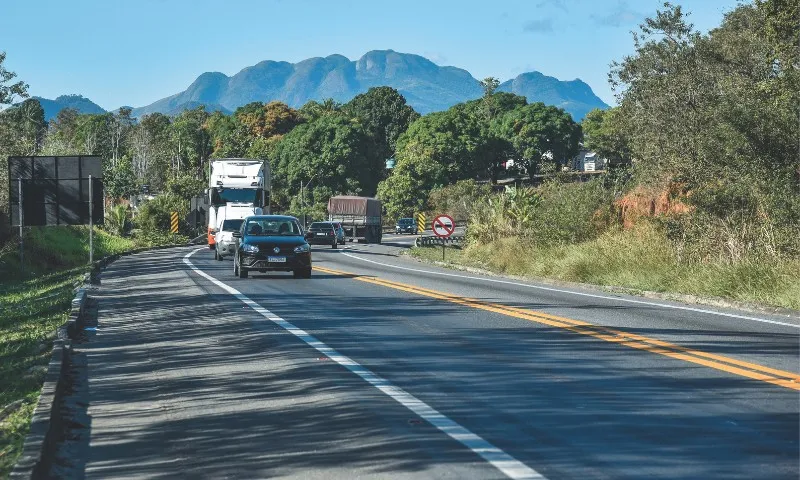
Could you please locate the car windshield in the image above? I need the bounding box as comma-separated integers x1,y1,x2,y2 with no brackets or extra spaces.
244,219,302,236
398,218,413,225
221,219,243,232
309,222,331,230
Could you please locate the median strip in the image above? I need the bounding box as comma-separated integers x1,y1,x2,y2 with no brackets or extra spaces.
314,265,800,391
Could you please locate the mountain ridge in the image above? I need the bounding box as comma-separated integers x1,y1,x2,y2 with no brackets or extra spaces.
131,50,607,120
34,51,609,121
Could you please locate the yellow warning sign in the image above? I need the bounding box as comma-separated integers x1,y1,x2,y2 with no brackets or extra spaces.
170,212,179,234
416,213,426,233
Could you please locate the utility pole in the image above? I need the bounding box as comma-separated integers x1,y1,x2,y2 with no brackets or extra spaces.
18,178,23,273
89,175,94,263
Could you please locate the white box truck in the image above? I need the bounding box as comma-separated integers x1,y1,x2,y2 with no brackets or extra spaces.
207,159,271,249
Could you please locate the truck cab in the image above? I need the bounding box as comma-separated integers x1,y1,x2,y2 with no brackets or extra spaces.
207,159,271,248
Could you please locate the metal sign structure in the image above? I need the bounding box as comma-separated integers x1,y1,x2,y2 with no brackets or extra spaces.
431,214,455,261
8,156,104,226
7,156,104,269
431,214,455,238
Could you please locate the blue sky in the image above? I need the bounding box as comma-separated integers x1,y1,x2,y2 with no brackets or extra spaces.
2,0,739,110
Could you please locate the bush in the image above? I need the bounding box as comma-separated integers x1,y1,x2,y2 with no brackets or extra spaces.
427,180,491,222
468,179,616,246
133,193,188,235
104,204,132,237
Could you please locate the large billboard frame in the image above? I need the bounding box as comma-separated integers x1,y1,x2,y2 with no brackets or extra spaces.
7,155,104,227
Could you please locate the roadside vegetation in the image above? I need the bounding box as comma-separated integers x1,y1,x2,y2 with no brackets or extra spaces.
412,1,799,311
0,226,135,476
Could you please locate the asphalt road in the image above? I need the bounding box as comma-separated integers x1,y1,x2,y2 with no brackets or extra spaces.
76,237,799,479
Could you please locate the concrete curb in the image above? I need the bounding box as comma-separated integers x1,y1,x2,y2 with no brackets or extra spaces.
10,290,83,479
9,242,188,479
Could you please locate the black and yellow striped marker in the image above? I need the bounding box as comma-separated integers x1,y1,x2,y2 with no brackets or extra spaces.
416,213,426,233
170,212,179,233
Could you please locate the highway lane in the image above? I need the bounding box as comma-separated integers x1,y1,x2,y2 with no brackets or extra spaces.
182,243,799,479
76,243,799,479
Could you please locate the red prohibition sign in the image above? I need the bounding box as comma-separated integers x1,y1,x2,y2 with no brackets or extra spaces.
432,214,455,238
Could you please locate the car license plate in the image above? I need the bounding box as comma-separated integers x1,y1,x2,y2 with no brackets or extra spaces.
316,233,327,236
267,256,286,263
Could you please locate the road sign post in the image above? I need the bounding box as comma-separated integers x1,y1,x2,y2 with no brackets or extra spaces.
89,175,94,263
431,214,455,261
18,178,23,272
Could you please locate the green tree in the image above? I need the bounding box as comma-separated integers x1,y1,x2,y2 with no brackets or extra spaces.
104,155,138,199
610,2,800,259
581,107,632,168
237,101,302,139
344,87,420,165
495,102,582,178
0,51,27,105
131,113,172,191
169,107,211,179
270,113,378,214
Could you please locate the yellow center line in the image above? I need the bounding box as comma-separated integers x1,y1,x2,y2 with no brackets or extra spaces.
314,265,800,391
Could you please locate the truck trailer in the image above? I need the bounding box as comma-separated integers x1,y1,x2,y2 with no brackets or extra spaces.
207,159,271,248
327,196,382,244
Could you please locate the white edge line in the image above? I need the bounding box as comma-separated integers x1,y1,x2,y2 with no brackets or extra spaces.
183,248,545,480
339,251,800,329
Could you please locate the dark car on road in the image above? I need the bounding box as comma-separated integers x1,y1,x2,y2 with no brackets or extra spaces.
233,215,312,279
395,217,417,235
307,221,345,248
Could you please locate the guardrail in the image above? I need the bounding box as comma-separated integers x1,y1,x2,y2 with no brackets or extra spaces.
414,235,465,247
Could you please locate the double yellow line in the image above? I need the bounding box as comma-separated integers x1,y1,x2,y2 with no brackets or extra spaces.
315,265,800,391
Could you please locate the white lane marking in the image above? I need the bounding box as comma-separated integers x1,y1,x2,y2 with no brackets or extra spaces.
339,252,800,329
183,249,545,480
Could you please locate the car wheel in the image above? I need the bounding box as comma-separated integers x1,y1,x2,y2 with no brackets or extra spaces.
331,241,337,249
238,265,249,279
233,255,238,276
293,268,312,279
215,249,221,261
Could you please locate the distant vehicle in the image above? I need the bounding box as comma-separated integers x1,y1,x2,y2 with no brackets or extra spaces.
327,196,382,244
395,217,417,235
214,218,244,260
232,215,312,279
207,159,271,249
307,221,345,248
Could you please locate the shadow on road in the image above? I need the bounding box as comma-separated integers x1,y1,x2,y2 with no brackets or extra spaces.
60,247,799,480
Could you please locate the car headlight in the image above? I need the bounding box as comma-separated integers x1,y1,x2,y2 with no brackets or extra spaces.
294,244,310,253
241,243,259,253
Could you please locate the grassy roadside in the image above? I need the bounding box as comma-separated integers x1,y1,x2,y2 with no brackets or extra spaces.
409,226,800,311
0,226,149,478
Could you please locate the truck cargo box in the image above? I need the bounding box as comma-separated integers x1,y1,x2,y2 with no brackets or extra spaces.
327,196,382,219
327,196,382,243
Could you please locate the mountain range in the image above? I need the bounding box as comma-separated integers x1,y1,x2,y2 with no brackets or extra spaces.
33,94,106,120
36,50,609,121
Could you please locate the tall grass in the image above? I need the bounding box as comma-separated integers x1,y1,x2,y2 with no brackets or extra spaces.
414,222,800,310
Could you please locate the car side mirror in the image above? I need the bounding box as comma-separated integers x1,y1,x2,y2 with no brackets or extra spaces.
232,231,242,238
